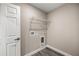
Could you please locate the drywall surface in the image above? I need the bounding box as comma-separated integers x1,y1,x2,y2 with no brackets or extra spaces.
15,3,46,56
47,4,79,56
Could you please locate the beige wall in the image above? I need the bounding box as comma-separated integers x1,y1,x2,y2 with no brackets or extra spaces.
14,3,79,56
47,4,79,56
15,3,46,56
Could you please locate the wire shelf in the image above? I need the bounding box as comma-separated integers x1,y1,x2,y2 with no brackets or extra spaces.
29,17,47,31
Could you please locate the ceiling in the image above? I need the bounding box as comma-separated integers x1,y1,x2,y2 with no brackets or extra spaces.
30,3,64,13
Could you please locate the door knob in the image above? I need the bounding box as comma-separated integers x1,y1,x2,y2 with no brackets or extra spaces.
15,38,20,40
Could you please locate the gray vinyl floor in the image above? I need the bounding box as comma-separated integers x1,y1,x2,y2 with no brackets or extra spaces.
32,48,64,56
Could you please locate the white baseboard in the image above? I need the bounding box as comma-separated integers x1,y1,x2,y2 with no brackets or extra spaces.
46,45,72,56
25,46,47,56
25,45,72,56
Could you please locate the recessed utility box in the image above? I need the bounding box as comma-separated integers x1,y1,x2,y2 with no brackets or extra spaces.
41,37,44,43
41,36,45,46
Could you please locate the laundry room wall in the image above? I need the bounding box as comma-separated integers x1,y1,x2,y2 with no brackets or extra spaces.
14,3,47,56
47,3,79,56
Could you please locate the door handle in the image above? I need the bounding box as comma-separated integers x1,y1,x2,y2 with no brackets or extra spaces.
15,38,20,40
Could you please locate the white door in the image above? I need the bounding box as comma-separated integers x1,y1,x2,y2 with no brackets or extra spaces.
7,43,16,56
5,4,20,56
0,44,1,55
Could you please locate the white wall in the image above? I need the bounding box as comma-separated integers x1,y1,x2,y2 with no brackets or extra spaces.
47,4,79,56
14,3,46,56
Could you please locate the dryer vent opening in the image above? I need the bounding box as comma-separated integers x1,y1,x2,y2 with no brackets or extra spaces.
41,37,44,43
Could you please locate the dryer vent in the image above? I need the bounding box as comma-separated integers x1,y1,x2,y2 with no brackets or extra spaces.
41,37,44,43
